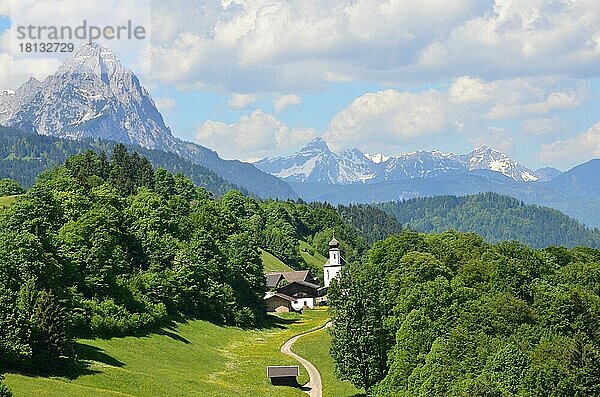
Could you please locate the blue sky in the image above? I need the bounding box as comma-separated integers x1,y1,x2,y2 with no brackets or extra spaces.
1,1,599,169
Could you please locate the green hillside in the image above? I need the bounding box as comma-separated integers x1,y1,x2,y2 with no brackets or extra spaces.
0,195,20,210
5,310,329,397
261,248,294,272
0,147,382,395
299,240,327,268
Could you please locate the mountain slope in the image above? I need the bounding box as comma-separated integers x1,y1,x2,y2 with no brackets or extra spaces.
545,159,600,198
0,42,297,200
449,146,541,182
2,42,179,151
378,193,600,248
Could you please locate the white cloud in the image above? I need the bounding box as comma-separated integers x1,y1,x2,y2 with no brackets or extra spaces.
486,91,582,119
228,93,256,109
449,76,493,104
320,75,588,153
324,89,450,152
1,0,153,83
273,94,301,112
0,2,10,16
4,1,598,93
196,109,317,161
154,96,177,113
539,123,600,168
144,0,600,91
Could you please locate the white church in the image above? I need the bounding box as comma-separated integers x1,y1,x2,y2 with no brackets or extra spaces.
323,235,345,288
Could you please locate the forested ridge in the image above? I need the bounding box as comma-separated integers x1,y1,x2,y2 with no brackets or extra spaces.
0,126,243,196
0,146,405,395
379,193,600,248
329,231,600,396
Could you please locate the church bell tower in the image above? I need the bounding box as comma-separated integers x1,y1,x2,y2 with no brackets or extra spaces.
324,235,344,287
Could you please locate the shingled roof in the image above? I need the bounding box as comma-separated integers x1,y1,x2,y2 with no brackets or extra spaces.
267,365,299,378
265,270,315,288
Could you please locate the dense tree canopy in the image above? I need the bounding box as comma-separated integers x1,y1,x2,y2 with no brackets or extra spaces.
379,193,600,248
329,230,600,396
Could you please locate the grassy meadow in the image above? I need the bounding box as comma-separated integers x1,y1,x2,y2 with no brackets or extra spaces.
261,248,294,272
293,327,365,397
5,310,331,397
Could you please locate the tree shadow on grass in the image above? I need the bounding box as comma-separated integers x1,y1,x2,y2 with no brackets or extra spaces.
77,343,125,368
258,314,301,330
155,325,191,344
47,343,125,380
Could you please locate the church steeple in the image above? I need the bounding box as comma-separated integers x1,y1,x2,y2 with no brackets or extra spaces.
324,233,344,287
328,234,339,249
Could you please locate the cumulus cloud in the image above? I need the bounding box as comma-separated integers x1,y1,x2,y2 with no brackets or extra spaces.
1,0,153,84
319,75,587,153
145,0,600,91
324,89,451,152
449,77,493,104
273,94,301,112
228,93,256,109
486,92,583,119
196,109,317,161
539,123,600,168
0,3,9,16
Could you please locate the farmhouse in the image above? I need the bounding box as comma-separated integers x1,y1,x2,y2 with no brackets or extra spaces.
264,236,345,311
264,269,318,289
264,293,296,313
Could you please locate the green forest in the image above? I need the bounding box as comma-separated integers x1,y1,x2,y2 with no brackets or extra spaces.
0,146,401,396
379,193,600,248
329,231,600,396
0,126,242,195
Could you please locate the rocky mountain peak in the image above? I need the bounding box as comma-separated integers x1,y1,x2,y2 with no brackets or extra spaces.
301,136,331,154
58,42,127,84
0,42,175,151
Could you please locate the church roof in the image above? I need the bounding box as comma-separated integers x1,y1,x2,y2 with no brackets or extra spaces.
328,236,339,248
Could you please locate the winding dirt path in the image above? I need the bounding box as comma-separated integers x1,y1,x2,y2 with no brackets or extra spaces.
281,321,331,397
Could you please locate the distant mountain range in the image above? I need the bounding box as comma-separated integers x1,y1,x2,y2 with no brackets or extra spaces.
0,42,297,200
255,137,560,184
256,138,600,228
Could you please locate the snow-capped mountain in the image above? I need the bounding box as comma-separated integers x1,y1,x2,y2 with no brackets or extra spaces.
255,137,375,184
364,153,389,164
0,42,178,151
377,151,466,182
0,42,298,200
449,146,540,182
255,138,560,185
